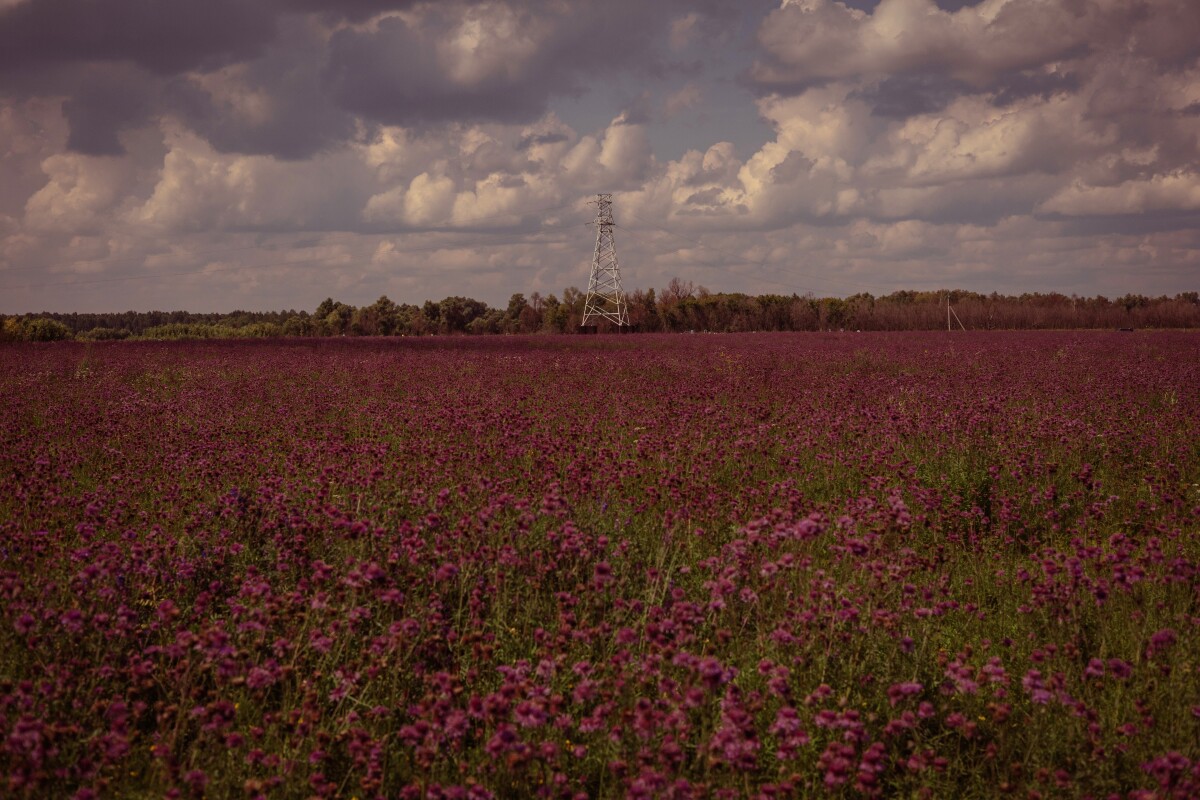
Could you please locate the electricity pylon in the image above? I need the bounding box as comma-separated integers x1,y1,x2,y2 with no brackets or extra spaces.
582,193,629,327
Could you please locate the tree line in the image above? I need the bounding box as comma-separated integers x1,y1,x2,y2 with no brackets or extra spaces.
3,283,1198,342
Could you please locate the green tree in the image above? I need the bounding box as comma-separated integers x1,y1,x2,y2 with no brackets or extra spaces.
281,315,309,337
323,302,354,336
818,298,848,330
0,317,25,342
506,293,528,319
560,286,585,328
25,318,72,341
540,294,563,332
467,310,504,335
518,305,540,333
503,293,530,333
315,298,336,319
630,288,660,332
79,327,130,341
368,295,401,335
422,300,441,326
438,296,489,334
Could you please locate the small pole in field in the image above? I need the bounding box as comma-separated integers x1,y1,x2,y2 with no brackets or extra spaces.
946,292,966,331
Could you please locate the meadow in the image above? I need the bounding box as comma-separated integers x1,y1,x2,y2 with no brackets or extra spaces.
1,331,1197,799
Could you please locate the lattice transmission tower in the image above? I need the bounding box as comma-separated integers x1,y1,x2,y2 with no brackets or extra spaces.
582,193,629,327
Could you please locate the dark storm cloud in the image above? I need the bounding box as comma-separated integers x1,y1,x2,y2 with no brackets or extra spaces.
853,68,1081,119
517,132,569,150
768,152,814,184
323,2,710,128
684,187,724,206
165,80,357,162
883,178,1065,227
0,15,352,159
283,0,427,21
1,0,739,157
61,65,158,155
853,73,970,119
1048,211,1200,238
614,94,655,126
0,0,278,75
0,0,280,156
990,68,1083,108
323,14,553,126
933,0,986,9
164,21,359,160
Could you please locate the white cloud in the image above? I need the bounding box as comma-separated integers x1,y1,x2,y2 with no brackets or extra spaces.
1039,173,1200,216
438,6,547,86
25,153,137,234
869,93,1118,185
598,116,655,186
402,170,457,225
133,127,371,231
754,0,1176,87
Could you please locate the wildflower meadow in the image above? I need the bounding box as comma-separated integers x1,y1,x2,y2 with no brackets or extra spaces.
1,331,1198,799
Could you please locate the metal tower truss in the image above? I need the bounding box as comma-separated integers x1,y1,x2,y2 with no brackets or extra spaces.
582,193,629,327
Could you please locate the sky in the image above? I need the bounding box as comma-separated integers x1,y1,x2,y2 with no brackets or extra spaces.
1,0,1198,313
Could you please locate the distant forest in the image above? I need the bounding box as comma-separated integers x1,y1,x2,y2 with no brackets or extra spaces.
3,282,1198,341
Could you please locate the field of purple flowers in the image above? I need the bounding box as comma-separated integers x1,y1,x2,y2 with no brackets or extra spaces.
2,332,1198,799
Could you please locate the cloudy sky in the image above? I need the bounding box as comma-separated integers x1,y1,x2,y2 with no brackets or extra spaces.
1,0,1197,313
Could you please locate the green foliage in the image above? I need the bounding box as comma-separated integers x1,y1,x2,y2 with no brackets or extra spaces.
8,287,1200,343
1,316,73,341
140,322,281,340
281,315,309,337
0,317,24,342
29,317,73,341
78,326,131,341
